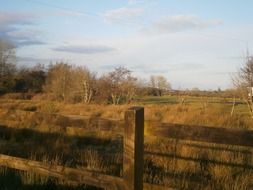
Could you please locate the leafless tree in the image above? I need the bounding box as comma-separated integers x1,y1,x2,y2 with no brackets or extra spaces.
233,56,253,117
0,39,16,76
149,75,171,96
0,39,16,93
44,63,96,103
44,62,73,102
104,67,137,104
71,66,96,103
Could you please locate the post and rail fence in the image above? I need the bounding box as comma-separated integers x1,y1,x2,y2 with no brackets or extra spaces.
1,107,253,189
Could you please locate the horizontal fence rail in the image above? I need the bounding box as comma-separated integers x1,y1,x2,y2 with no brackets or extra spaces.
0,154,124,189
0,154,168,190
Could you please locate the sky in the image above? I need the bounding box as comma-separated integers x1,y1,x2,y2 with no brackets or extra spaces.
1,0,253,90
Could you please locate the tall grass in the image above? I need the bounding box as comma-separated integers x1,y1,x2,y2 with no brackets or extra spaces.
0,97,253,189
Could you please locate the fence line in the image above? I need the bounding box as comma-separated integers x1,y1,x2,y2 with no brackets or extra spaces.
0,107,146,190
1,107,253,189
0,154,124,189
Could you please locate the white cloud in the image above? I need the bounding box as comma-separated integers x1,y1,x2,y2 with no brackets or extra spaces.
103,7,143,23
0,12,35,36
8,29,45,46
54,30,242,90
0,12,45,46
143,15,223,34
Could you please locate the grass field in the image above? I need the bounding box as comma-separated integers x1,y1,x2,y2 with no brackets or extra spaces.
0,95,253,189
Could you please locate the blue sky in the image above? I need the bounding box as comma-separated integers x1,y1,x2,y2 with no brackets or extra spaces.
1,0,253,90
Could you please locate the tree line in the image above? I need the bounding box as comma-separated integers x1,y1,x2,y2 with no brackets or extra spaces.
2,38,252,109
0,39,171,104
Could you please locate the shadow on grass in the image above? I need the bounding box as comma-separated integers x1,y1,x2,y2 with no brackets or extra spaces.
145,151,253,170
0,167,102,190
0,125,123,176
143,139,253,188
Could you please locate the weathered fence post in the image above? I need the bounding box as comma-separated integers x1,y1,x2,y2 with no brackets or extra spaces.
124,107,144,190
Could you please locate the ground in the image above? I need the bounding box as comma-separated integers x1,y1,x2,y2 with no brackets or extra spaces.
0,95,253,190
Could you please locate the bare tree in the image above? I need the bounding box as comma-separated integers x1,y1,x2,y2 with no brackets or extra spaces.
15,64,46,93
44,63,96,103
72,66,96,103
149,75,171,96
0,39,16,93
0,39,16,76
104,67,137,104
233,56,253,117
44,62,73,102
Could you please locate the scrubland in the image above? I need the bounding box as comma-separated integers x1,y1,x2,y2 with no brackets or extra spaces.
0,95,253,189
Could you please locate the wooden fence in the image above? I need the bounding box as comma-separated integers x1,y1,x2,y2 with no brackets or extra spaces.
1,107,253,190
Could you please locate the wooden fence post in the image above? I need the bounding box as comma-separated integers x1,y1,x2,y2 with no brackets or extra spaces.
124,107,144,190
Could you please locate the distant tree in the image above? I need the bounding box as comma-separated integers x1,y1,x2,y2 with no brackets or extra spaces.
191,87,200,92
0,39,16,94
95,77,111,104
44,62,73,102
44,63,96,103
149,75,171,96
190,87,201,96
15,64,46,93
102,67,137,104
71,66,96,103
134,78,150,96
233,56,253,117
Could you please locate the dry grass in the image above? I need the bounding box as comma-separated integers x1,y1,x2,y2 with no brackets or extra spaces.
144,137,253,189
1,97,252,129
1,96,253,189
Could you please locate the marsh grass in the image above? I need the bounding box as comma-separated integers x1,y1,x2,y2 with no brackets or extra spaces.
1,97,253,189
0,166,102,190
0,125,120,189
144,137,253,189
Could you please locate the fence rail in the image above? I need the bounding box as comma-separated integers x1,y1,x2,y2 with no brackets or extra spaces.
1,107,253,189
0,154,124,189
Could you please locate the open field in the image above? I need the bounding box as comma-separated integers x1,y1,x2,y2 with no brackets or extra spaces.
0,95,253,189
1,1,253,189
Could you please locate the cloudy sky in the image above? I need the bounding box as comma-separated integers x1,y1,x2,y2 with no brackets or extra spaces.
1,0,253,90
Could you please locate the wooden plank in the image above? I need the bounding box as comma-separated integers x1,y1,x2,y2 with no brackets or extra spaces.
0,154,124,189
124,107,144,190
150,123,253,147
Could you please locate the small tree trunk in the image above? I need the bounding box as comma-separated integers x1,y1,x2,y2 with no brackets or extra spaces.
87,89,93,103
231,97,236,116
83,80,93,104
116,96,121,105
111,94,117,105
